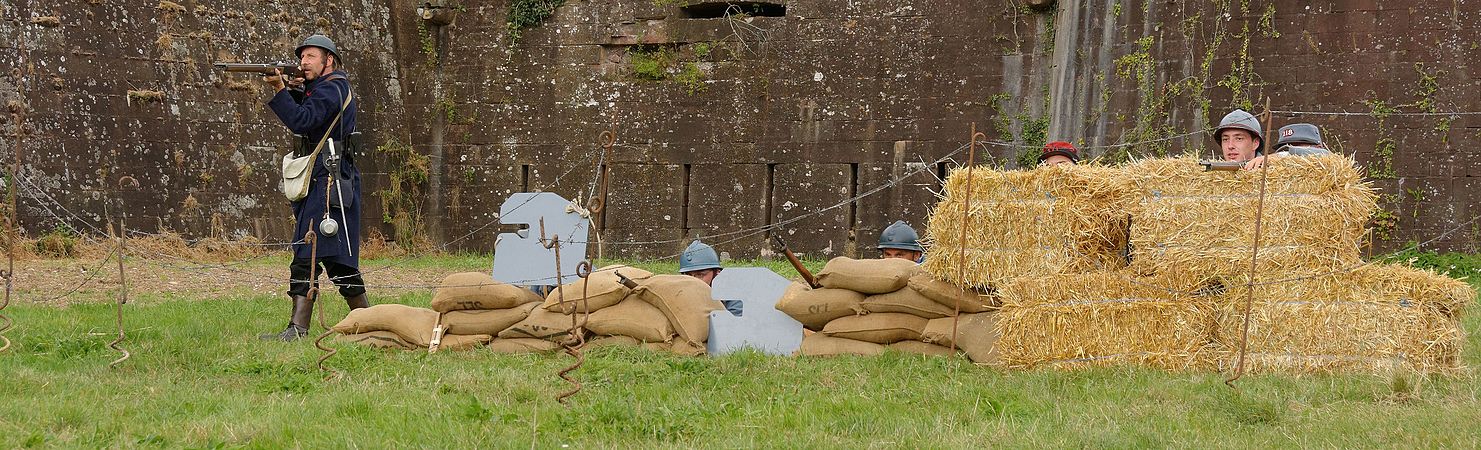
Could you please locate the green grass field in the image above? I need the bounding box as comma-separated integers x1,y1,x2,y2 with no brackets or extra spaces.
1,254,1478,448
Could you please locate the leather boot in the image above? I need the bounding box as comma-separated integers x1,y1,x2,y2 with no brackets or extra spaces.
259,295,315,341
345,293,370,310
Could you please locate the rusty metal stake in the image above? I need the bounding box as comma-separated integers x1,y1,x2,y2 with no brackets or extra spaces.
107,177,139,368
556,261,593,405
539,218,588,406
1226,99,1275,388
951,124,986,353
1,107,26,352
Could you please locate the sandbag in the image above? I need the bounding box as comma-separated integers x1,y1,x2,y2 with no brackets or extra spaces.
816,257,923,294
331,304,439,347
541,265,655,314
921,313,1000,364
440,303,538,336
775,281,866,330
800,333,886,356
430,272,542,313
633,275,723,345
908,273,999,313
822,313,928,344
861,287,956,319
585,298,674,343
438,334,493,351
642,341,671,352
498,307,579,341
336,330,417,350
667,339,707,357
487,338,561,354
586,335,642,349
888,340,958,357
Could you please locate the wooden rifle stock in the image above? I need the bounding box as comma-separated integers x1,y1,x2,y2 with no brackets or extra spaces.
771,235,821,288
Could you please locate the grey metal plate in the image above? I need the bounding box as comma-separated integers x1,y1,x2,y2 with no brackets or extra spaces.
490,192,590,286
707,267,804,356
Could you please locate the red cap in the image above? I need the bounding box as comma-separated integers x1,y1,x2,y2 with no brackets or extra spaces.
1038,141,1079,163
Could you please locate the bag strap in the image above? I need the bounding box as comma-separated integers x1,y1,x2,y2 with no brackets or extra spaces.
303,88,354,162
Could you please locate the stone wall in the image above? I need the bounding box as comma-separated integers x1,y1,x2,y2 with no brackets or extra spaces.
3,0,1479,260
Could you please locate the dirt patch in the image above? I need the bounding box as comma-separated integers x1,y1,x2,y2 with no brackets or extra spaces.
5,234,479,305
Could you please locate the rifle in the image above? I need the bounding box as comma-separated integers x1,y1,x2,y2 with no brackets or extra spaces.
1199,160,1244,172
770,234,821,289
214,62,303,78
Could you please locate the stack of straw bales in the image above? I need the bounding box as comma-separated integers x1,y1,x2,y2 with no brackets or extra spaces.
924,154,1473,374
994,271,1214,369
335,266,725,356
1210,263,1471,373
922,164,1134,289
1122,155,1376,287
780,257,1003,362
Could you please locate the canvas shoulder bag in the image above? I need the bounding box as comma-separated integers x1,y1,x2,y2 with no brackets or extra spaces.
280,87,353,201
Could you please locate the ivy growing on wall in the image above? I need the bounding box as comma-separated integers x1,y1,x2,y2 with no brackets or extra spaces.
507,0,565,43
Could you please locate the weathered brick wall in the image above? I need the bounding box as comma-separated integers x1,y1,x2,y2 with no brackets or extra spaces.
1,0,405,244
3,0,1479,260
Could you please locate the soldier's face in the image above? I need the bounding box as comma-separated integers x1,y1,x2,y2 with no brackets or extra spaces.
880,248,921,261
684,268,720,286
299,47,331,79
1041,155,1075,166
1220,130,1259,161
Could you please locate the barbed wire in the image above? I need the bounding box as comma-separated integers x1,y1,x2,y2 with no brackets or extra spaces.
1271,109,1481,117
5,130,1478,296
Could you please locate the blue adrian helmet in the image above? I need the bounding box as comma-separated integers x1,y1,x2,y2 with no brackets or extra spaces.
678,240,721,273
877,220,924,252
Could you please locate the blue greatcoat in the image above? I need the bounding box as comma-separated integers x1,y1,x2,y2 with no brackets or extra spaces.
267,70,361,267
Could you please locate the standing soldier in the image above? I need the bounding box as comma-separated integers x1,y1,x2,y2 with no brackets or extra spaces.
259,35,370,341
877,220,924,263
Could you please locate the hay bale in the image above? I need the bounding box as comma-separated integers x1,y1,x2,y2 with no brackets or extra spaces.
994,272,1213,370
585,298,675,343
1121,155,1375,280
821,313,928,344
775,281,867,330
861,286,956,318
800,333,886,356
430,272,543,312
487,338,561,354
920,313,1001,364
923,164,1135,289
336,330,417,350
331,304,440,347
541,265,654,314
907,273,999,313
887,340,958,357
633,275,723,346
440,303,538,336
439,334,493,351
498,307,580,341
1211,266,1470,374
816,257,923,294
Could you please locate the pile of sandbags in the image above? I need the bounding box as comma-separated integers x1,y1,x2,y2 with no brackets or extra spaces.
780,257,1002,363
336,266,725,356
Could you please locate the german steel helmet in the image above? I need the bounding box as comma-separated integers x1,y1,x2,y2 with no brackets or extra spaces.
678,240,721,272
877,220,924,252
1275,123,1324,149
